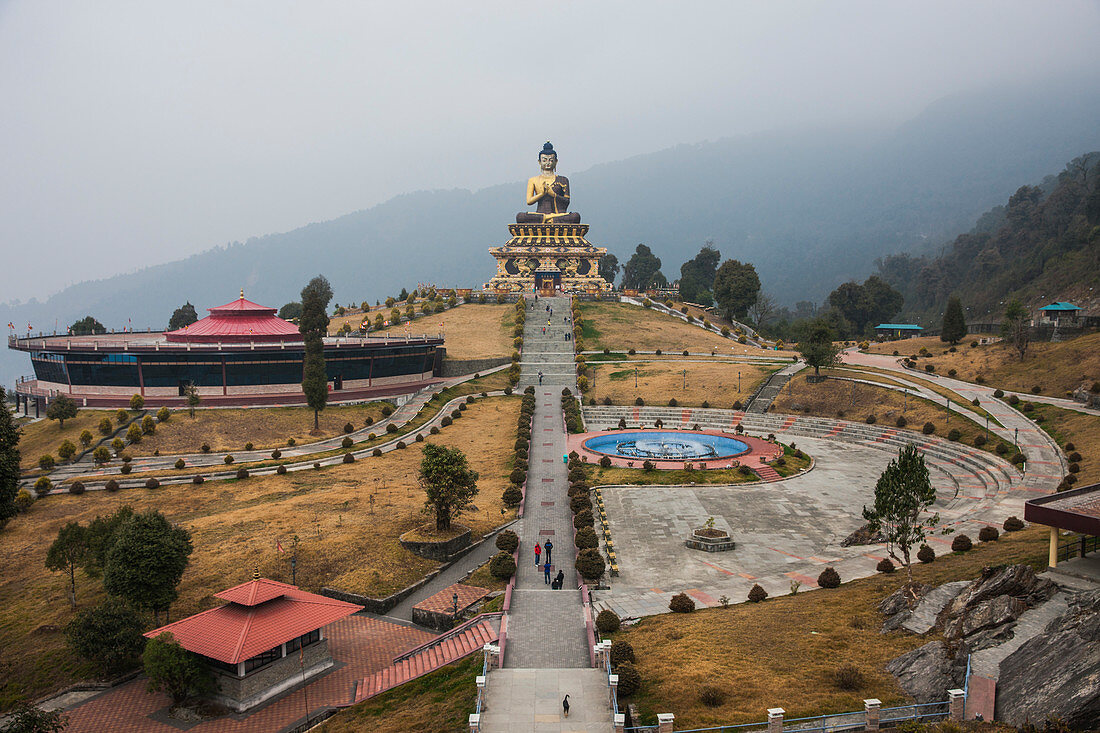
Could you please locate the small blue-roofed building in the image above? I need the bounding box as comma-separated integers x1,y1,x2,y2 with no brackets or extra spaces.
874,323,924,340
1037,301,1081,327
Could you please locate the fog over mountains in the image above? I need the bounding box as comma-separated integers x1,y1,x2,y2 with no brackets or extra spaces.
4,75,1100,387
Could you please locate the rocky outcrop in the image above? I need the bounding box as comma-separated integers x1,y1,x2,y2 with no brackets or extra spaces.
841,523,885,547
943,564,1057,618
942,595,1027,641
885,641,967,704
878,583,932,632
995,590,1100,727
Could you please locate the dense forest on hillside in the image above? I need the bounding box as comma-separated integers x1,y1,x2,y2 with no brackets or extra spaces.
877,153,1100,321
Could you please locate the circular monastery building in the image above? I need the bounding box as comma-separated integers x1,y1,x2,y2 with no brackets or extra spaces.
9,293,443,409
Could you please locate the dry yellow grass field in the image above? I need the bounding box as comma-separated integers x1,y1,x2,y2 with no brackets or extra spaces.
0,396,518,705
327,303,515,359
772,374,1000,452
625,526,1047,727
578,302,792,357
587,361,773,408
18,403,388,468
1032,403,1099,486
867,332,1100,396
863,335,994,356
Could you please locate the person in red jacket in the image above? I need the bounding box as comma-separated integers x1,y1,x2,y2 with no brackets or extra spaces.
534,541,542,567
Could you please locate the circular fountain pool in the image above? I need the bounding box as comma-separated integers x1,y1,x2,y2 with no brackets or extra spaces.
583,431,749,461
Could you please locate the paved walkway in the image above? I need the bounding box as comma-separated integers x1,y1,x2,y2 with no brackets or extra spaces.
480,669,609,732
484,296,605,732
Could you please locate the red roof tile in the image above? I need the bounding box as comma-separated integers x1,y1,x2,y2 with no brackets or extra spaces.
144,580,363,664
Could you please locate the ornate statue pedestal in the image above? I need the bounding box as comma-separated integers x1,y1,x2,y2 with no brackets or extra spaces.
486,223,611,294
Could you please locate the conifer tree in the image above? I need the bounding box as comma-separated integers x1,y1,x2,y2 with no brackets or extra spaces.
940,295,967,345
0,387,21,527
299,276,333,432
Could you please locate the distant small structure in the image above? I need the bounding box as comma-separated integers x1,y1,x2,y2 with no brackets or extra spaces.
874,323,924,340
1037,302,1081,327
143,577,362,712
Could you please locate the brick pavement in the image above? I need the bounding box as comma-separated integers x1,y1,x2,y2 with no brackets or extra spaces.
60,615,432,733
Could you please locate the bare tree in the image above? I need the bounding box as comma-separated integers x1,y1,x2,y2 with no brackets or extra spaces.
748,292,777,329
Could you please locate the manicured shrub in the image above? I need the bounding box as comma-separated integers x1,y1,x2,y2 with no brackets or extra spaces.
951,534,972,552
364,416,373,427
224,454,234,465
1032,385,1042,394
615,661,641,696
978,526,999,542
68,481,85,495
344,452,357,463
38,454,56,470
925,364,935,373
201,442,211,453
634,397,644,406
996,443,1009,455
343,422,354,434
236,468,249,479
79,429,94,448
429,425,440,435
568,467,586,483
1011,453,1026,465
502,484,523,506
372,448,383,457
609,639,635,666
120,463,133,474
576,548,606,580
1007,394,1020,405
1064,442,1076,452
595,609,621,634
818,566,841,588
386,423,398,433
993,388,1005,398
276,465,287,475
866,414,876,425
747,584,768,602
948,429,961,441
129,394,144,410
92,446,111,465
495,529,520,554
125,423,142,444
732,400,743,411
174,458,185,470
922,422,936,435
642,460,655,472
574,526,599,549
975,375,985,383
668,398,678,407
104,478,119,492
876,558,895,573
598,455,613,468
98,417,113,435
287,437,296,446
668,592,696,613
1068,451,1082,463
895,416,907,428
341,436,354,449
381,404,394,417
570,494,592,515
973,434,987,448
144,478,160,489
510,468,527,485
917,544,936,563
489,551,517,579
116,409,130,424
1003,516,1025,532
573,510,594,530
156,406,171,422
415,434,425,442
271,449,282,459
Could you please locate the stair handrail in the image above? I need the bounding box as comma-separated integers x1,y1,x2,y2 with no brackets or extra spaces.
392,611,503,663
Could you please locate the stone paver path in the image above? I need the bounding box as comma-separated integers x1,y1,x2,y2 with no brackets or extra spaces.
483,296,607,733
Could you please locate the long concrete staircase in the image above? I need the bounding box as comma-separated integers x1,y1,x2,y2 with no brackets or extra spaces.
351,613,501,703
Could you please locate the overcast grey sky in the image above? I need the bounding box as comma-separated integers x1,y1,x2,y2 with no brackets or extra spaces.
2,0,1098,303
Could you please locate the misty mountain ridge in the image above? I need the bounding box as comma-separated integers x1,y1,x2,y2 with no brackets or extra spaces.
4,73,1100,387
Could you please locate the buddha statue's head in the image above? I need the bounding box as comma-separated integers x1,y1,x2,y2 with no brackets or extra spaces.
538,141,558,173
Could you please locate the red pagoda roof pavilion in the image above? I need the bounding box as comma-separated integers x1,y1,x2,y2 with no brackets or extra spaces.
165,291,302,343
144,578,362,664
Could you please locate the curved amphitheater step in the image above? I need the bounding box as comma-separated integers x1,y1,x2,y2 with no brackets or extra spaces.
351,614,501,703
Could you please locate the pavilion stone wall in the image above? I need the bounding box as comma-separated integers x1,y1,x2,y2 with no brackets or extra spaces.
213,638,332,712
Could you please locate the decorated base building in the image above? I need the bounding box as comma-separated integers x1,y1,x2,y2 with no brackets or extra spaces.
9,292,444,410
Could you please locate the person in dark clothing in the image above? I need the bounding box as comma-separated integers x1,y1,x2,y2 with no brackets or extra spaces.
553,570,565,589
543,538,553,565
544,561,552,584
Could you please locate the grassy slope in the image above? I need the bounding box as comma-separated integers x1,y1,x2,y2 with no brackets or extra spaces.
868,332,1100,397
578,301,787,356
0,397,518,710
624,526,1047,728
318,655,480,733
327,302,515,359
1031,402,1099,486
588,361,773,409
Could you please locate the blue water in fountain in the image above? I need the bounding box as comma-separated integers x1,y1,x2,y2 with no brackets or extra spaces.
584,431,749,461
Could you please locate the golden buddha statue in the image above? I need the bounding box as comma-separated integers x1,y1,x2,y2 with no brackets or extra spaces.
516,141,581,224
